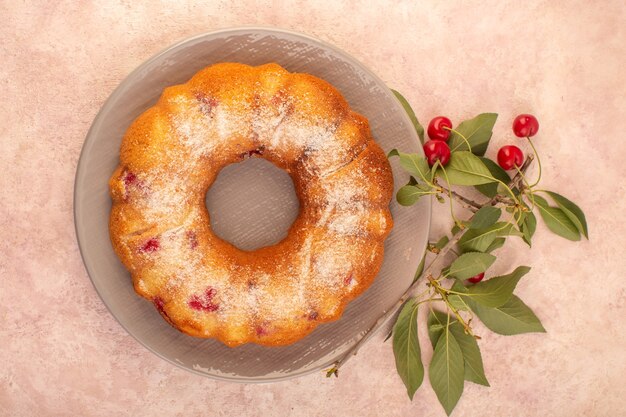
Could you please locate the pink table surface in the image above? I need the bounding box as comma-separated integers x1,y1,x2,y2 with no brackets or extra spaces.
2,1,625,416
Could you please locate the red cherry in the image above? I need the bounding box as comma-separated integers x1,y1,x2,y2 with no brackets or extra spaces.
497,145,524,170
255,324,269,336
195,92,218,115
153,297,170,319
188,287,219,312
186,231,198,249
468,272,485,284
123,171,137,186
423,140,451,166
427,116,453,141
512,114,539,137
141,238,160,253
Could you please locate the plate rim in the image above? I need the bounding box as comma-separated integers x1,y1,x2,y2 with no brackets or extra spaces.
73,26,431,383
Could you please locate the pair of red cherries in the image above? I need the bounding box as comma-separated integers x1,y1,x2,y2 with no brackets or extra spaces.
423,114,539,170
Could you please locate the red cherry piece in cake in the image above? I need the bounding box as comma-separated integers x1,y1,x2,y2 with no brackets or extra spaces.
497,145,524,170
123,171,138,199
188,287,219,312
186,231,198,249
423,140,451,167
122,170,147,200
427,116,453,141
123,171,137,186
343,272,354,286
153,297,170,318
512,114,539,138
255,324,269,336
307,311,319,321
467,272,485,284
195,92,218,115
141,238,160,253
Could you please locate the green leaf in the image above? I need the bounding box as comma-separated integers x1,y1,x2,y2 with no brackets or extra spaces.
448,281,470,311
520,211,537,246
429,322,465,415
427,310,489,387
448,252,497,280
392,299,424,400
534,195,581,241
427,310,451,347
501,223,524,238
413,251,426,283
441,265,451,277
465,295,546,335
447,295,468,311
447,113,498,156
444,152,497,186
434,235,450,250
458,228,496,253
485,237,506,253
463,266,530,307
391,150,431,183
392,89,425,144
470,206,501,229
397,184,431,206
448,324,489,386
458,222,502,252
543,191,588,239
475,158,511,198
459,222,522,253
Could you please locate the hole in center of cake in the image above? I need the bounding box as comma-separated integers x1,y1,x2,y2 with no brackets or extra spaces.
205,158,300,251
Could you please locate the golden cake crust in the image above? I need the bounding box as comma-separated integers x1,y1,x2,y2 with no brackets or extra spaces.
109,63,394,347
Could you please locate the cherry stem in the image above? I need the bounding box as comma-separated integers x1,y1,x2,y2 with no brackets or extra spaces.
444,127,472,153
414,162,437,188
437,163,462,225
416,296,444,306
325,157,534,376
428,276,475,337
527,136,542,188
514,165,537,210
511,153,535,189
490,154,535,209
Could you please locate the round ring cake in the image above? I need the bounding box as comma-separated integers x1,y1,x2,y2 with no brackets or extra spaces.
109,62,394,346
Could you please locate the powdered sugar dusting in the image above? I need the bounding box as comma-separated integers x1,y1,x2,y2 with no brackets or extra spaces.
253,98,351,176
269,116,333,151
111,64,393,345
312,244,353,290
252,101,289,144
322,172,367,208
327,205,366,235
171,94,249,159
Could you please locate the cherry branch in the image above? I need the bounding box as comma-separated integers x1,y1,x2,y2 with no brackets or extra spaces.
325,155,534,377
434,179,482,213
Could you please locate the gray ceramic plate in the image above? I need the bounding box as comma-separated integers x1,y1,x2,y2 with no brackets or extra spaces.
74,27,430,382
